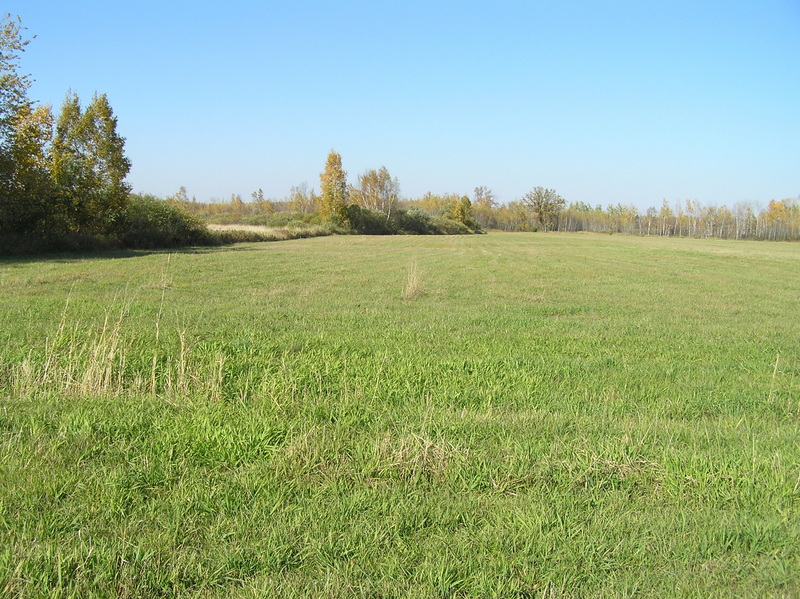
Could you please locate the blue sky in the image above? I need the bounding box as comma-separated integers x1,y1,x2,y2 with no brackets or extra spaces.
8,0,800,209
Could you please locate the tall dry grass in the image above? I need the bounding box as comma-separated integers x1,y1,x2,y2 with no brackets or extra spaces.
402,262,424,300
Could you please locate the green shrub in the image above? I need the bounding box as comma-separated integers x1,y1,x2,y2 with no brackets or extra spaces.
346,205,398,235
392,207,440,235
118,194,214,249
344,206,476,236
430,216,474,235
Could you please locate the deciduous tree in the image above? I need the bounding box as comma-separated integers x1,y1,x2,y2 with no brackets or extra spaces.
0,14,36,233
319,150,349,225
473,186,496,207
450,195,479,230
350,166,399,220
289,182,317,214
522,186,565,231
251,188,274,214
50,92,131,234
0,103,53,233
0,15,31,148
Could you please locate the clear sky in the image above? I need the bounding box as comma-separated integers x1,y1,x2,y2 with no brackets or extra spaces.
7,0,800,209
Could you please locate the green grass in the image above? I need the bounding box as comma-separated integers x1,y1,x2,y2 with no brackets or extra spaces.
1,233,799,597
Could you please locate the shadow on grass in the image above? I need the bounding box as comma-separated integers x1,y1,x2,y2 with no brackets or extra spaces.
0,245,246,266
0,224,337,264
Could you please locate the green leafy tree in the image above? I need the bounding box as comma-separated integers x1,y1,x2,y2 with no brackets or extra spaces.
319,149,349,225
50,91,131,234
523,186,565,231
0,103,54,233
0,14,37,233
0,15,31,147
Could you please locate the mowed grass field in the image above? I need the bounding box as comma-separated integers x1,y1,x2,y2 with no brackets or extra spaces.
1,232,799,598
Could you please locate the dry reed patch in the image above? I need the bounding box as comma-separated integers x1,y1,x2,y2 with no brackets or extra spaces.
207,223,330,241
207,224,274,233
210,224,293,240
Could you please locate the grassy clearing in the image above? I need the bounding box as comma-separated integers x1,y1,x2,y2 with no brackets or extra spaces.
1,233,799,597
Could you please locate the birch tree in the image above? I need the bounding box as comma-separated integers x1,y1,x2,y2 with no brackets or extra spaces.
350,166,399,220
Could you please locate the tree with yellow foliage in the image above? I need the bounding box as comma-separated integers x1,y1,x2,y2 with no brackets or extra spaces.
319,150,349,225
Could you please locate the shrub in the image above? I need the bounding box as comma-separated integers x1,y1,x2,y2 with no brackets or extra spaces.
347,205,398,235
430,216,474,235
344,206,476,236
118,195,214,249
392,207,440,235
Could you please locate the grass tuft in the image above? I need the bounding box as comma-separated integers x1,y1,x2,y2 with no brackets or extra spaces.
402,261,424,300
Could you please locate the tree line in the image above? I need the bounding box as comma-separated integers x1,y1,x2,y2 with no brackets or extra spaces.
3,15,795,252
0,16,481,251
168,144,800,243
171,150,483,236
174,160,799,243
470,196,800,241
0,14,481,252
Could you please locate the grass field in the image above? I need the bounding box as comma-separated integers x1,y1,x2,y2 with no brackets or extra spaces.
1,232,799,598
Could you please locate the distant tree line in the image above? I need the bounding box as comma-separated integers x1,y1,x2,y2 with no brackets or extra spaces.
174,145,800,242
175,163,800,243
469,196,800,241
401,188,799,242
